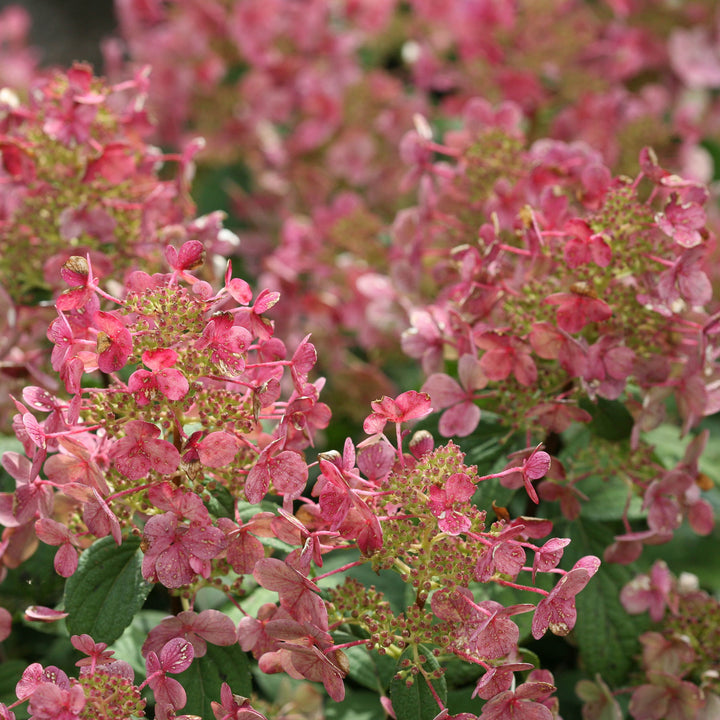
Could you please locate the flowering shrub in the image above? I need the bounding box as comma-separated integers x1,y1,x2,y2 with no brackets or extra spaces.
100,0,720,400
0,245,603,719
0,2,718,720
0,62,236,428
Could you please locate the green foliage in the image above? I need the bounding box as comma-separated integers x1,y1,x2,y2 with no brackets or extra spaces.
389,645,447,720
0,542,66,612
0,660,29,720
174,643,252,719
204,483,236,519
700,138,720,181
326,687,387,720
193,161,252,221
64,536,152,644
576,474,644,522
579,398,634,442
332,631,396,693
561,518,646,686
110,609,170,676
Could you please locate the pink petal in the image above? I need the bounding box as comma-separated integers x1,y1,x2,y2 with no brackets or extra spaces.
54,542,79,577
159,638,194,674
422,373,465,409
525,451,552,480
439,402,480,437
268,451,308,499
193,609,237,646
196,431,240,468
35,518,71,545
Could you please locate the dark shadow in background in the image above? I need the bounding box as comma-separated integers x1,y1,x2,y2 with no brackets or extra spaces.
0,0,117,70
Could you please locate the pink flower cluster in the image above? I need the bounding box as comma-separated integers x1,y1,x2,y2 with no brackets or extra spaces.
0,629,261,720
384,110,718,557
0,3,716,719
91,0,720,403
580,560,720,720
0,245,602,718
0,63,237,429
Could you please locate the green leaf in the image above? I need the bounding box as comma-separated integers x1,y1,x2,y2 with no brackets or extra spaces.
577,474,644,522
0,541,66,610
235,499,282,522
0,659,28,719
560,518,646,686
175,643,252,719
326,687,387,720
442,656,483,689
64,536,152,644
110,609,169,676
446,686,485,716
344,563,408,615
700,138,720,181
579,398,633,442
204,483,235,519
389,645,447,720
332,631,396,693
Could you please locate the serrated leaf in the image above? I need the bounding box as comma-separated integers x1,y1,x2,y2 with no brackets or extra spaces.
560,518,646,686
64,536,152,644
174,642,252,719
389,645,447,720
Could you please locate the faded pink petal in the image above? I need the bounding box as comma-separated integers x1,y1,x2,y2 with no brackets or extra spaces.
422,373,465,410
363,391,432,433
479,683,554,720
225,525,265,576
165,240,205,273
95,311,132,373
532,538,571,580
545,291,612,334
532,559,599,639
687,499,714,535
159,637,194,674
24,606,68,623
196,431,240,468
111,420,180,480
53,542,79,577
28,683,86,720
253,558,327,629
525,450,551,480
439,402,481,437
